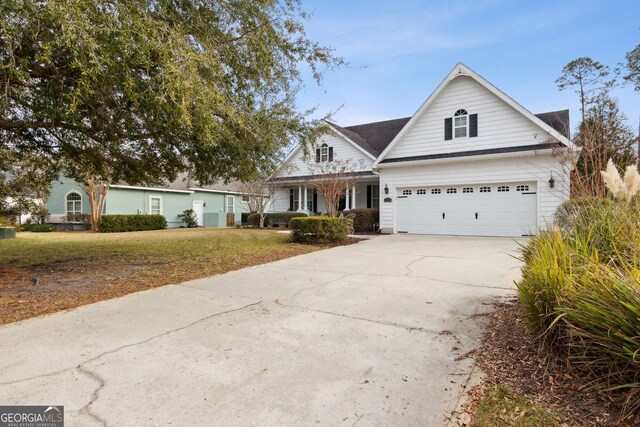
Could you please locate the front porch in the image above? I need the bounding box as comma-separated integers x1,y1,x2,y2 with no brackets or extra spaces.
272,177,381,215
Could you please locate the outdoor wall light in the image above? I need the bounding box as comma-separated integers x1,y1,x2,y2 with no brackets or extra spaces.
203,202,207,207
384,184,389,195
548,173,555,189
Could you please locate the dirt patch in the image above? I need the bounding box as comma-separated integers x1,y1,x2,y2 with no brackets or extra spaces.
1,232,362,325
458,300,638,426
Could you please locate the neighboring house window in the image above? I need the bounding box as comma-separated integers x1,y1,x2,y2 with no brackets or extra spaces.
454,109,468,138
66,192,82,214
226,196,235,213
241,195,250,202
480,186,491,193
431,189,441,194
149,196,162,215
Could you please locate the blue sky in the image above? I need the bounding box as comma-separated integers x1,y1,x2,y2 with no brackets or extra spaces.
296,0,640,135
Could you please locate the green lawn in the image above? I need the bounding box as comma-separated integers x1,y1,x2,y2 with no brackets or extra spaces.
0,228,333,324
473,385,560,427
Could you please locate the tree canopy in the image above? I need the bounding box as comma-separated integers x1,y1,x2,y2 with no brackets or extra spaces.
0,0,341,187
624,43,640,92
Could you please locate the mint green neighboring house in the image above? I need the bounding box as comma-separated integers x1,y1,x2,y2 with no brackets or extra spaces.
46,175,250,228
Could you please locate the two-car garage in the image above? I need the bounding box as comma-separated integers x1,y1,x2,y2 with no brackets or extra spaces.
396,182,537,237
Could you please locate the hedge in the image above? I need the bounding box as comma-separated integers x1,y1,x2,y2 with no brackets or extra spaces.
241,212,251,224
99,214,167,232
337,208,379,232
247,212,307,228
30,224,57,232
289,216,351,243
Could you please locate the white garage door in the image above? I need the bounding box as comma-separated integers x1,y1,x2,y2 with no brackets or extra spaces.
397,182,537,237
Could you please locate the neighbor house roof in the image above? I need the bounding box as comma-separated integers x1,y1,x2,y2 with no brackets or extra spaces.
115,172,245,194
326,110,569,159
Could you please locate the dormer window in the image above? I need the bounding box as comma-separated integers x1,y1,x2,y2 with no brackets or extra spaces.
454,109,468,138
315,143,334,162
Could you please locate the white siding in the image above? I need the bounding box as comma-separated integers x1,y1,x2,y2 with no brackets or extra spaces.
378,153,570,234
385,76,559,160
279,132,374,178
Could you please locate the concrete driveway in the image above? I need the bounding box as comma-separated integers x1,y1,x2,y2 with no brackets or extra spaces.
0,235,523,426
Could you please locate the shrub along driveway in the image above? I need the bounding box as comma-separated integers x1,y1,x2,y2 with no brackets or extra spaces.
0,235,523,426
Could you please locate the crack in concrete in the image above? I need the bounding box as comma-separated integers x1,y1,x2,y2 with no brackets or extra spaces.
281,303,444,335
77,364,107,427
0,300,263,386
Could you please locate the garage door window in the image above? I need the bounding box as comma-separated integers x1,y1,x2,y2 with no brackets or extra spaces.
480,186,491,193
431,189,441,194
402,190,412,196
462,187,473,193
417,189,426,195
516,185,530,192
446,188,457,194
497,186,510,192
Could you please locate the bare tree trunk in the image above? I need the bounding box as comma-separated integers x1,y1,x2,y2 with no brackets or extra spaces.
82,178,109,231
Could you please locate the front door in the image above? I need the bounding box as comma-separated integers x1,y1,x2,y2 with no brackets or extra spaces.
226,196,235,227
192,200,204,227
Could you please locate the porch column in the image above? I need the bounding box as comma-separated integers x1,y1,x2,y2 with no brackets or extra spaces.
297,185,303,211
352,184,357,209
303,185,308,213
345,185,350,210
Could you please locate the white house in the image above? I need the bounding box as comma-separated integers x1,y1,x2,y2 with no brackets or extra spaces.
272,63,576,237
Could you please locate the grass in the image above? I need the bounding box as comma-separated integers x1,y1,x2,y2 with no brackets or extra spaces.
0,228,340,324
474,385,560,427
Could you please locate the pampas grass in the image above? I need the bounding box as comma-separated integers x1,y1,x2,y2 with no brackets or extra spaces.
601,159,640,202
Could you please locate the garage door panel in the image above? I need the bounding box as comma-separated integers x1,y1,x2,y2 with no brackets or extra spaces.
397,182,536,237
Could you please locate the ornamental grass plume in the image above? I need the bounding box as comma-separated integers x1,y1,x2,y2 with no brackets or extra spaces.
601,159,640,202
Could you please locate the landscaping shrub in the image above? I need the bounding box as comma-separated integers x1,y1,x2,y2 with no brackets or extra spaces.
516,230,574,338
178,209,198,228
241,212,250,224
289,216,350,243
99,214,167,232
519,196,640,417
65,213,91,230
30,224,56,232
336,208,379,232
561,263,640,414
246,212,307,228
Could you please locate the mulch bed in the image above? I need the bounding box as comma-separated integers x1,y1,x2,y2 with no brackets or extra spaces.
461,300,639,426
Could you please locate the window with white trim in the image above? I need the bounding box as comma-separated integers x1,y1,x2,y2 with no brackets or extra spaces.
402,190,412,196
462,187,473,193
446,188,457,194
454,109,468,138
497,186,510,192
479,186,491,193
226,195,235,213
320,143,329,162
149,196,162,215
417,189,426,195
66,192,82,215
516,185,530,192
431,189,441,194
241,195,250,202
